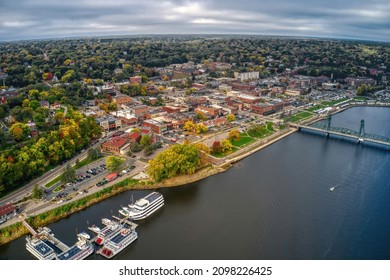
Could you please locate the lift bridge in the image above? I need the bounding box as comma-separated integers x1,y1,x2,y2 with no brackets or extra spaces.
291,115,390,147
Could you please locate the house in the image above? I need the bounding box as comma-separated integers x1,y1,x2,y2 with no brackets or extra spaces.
143,119,168,134
101,136,129,155
113,94,132,105
123,132,141,143
114,110,138,126
130,76,142,85
0,203,17,223
96,116,122,131
51,102,61,110
39,101,50,108
251,103,274,115
195,105,223,118
234,72,259,82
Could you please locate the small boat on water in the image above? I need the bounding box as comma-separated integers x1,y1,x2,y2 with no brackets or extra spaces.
88,225,101,233
330,184,340,192
102,218,112,226
330,187,335,192
77,231,91,240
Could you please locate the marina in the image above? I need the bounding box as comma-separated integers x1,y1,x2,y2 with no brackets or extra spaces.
23,191,163,260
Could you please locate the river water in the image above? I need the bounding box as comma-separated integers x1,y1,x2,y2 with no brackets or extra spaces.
1,106,389,260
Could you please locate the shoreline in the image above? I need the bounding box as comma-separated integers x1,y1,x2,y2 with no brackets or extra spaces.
0,127,298,246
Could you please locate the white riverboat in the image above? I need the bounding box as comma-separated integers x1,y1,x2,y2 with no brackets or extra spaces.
120,192,164,220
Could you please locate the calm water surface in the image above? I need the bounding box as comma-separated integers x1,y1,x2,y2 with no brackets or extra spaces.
1,106,389,260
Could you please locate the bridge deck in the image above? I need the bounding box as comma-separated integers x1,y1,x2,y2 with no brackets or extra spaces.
295,124,390,147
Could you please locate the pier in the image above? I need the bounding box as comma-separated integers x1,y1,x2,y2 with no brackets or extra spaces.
23,220,70,254
112,215,138,230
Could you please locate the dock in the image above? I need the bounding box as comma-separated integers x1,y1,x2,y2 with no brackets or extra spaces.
23,220,70,258
112,215,138,230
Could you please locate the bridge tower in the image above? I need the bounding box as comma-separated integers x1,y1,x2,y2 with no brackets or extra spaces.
326,114,332,131
359,119,365,136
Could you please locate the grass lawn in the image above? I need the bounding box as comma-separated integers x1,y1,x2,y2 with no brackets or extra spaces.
74,156,103,169
45,176,61,188
321,97,349,107
230,136,254,147
211,147,239,158
53,184,64,193
307,104,326,112
288,111,314,123
246,122,274,138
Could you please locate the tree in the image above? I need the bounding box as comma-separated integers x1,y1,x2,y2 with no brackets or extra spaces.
229,129,240,140
211,141,222,153
61,162,76,184
131,128,141,134
194,143,210,154
183,120,195,132
221,139,233,154
196,112,208,121
87,147,102,161
10,122,30,141
144,145,154,156
131,142,142,152
195,123,208,134
140,134,151,147
147,144,200,182
32,185,44,199
227,114,236,122
33,113,46,129
106,155,125,173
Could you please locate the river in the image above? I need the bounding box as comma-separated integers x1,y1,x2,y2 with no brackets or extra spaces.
1,106,389,260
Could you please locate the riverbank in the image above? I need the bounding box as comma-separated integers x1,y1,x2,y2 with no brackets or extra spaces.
0,128,296,246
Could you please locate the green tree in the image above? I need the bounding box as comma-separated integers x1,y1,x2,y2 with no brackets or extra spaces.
227,114,236,122
196,112,208,121
131,142,142,152
106,155,125,173
147,143,200,182
131,128,141,134
144,145,154,156
140,134,151,147
87,147,102,161
33,113,46,129
32,185,44,199
61,163,76,184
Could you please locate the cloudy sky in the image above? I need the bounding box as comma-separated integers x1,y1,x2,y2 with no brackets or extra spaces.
0,0,389,42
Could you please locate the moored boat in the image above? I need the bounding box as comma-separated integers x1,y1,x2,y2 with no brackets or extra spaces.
56,238,94,260
99,228,138,259
125,192,164,220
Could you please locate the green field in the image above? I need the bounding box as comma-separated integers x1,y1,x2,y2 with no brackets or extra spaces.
307,104,326,112
288,111,314,123
247,122,275,138
211,147,239,158
321,97,350,107
53,184,64,193
230,136,254,147
45,176,61,188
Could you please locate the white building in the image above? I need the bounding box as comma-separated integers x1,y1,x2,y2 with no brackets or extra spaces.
234,72,259,82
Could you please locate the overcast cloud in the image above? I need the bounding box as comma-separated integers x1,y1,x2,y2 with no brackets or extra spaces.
0,0,389,41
